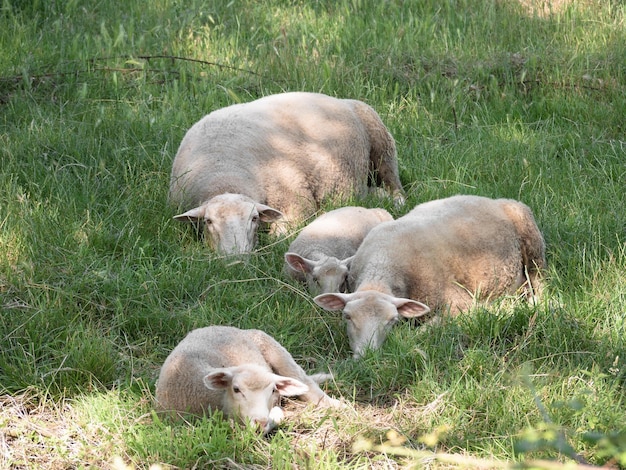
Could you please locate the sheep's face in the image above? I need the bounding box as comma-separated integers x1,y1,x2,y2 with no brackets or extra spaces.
308,259,350,296
341,293,400,358
285,253,352,296
174,193,283,255
202,195,262,254
203,364,309,434
314,291,431,359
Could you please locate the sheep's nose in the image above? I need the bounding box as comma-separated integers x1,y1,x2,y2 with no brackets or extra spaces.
253,417,270,433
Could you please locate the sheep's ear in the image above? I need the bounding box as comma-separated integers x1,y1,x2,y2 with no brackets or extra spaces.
314,293,352,311
203,368,234,390
273,375,309,397
256,203,284,223
285,253,315,274
342,255,356,268
173,205,206,223
393,298,431,319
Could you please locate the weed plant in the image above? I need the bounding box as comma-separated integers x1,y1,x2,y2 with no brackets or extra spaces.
1,0,625,468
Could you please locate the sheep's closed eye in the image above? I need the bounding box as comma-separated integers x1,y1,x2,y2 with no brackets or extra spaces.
386,318,399,327
272,387,280,405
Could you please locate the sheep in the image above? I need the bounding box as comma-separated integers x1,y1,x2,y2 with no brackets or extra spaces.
313,195,546,358
284,206,394,295
155,325,341,434
168,92,405,254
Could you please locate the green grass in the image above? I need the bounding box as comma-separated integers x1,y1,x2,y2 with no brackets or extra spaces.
1,0,626,468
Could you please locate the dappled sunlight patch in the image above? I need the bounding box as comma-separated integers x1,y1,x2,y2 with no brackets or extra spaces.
0,237,32,310
0,222,26,276
513,0,576,18
0,181,37,285
584,244,626,307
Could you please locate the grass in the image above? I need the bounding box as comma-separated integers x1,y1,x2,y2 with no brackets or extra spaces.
1,0,626,467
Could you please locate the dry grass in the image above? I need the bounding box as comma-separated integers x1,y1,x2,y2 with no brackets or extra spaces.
0,392,146,470
280,393,453,469
1,392,103,469
0,370,616,469
0,391,429,469
282,392,607,470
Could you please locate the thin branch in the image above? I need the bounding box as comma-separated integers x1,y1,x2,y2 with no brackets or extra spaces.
0,54,269,88
133,54,263,77
357,441,602,470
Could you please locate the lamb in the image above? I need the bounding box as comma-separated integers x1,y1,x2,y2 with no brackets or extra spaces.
168,92,405,254
155,326,341,434
313,195,546,358
284,206,394,295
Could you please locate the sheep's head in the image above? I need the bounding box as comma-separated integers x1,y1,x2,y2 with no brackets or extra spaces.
314,290,430,359
203,364,309,434
285,253,354,295
174,193,283,255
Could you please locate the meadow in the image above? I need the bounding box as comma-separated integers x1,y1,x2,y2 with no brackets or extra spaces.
1,0,625,468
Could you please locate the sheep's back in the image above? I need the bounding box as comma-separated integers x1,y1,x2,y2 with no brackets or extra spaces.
288,206,393,260
169,93,373,212
350,205,523,310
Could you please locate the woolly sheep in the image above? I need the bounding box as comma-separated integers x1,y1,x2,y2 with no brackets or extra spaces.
284,206,394,295
155,326,341,434
314,195,546,358
168,92,405,254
